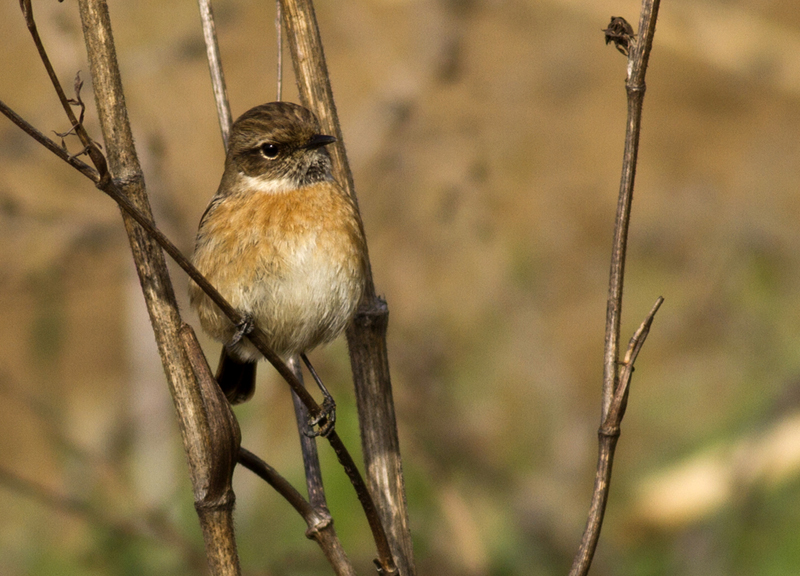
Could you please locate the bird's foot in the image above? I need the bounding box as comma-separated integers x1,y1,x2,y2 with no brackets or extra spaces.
299,353,337,437
304,395,337,438
230,313,255,346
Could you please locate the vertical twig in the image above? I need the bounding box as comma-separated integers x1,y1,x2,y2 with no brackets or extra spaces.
279,2,414,574
601,2,661,420
569,2,662,575
197,0,233,148
288,356,330,510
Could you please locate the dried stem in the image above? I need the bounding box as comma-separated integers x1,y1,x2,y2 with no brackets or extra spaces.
570,298,662,576
279,1,412,573
197,0,232,149
180,326,242,575
283,357,359,574
601,0,661,419
288,356,329,510
569,1,662,575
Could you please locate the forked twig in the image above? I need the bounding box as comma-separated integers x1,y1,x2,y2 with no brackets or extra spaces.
569,1,662,575
20,0,108,182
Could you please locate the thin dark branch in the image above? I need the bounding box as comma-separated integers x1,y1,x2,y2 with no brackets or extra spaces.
601,0,661,420
571,298,662,576
238,448,314,519
570,2,662,575
197,0,233,148
288,356,329,510
20,0,108,179
0,98,98,181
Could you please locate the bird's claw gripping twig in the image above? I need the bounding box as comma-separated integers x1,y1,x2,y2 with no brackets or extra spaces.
230,314,255,346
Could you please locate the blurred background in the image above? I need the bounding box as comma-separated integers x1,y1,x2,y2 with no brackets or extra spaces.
2,0,800,574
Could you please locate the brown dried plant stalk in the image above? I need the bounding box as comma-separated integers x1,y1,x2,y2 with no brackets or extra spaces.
569,1,663,575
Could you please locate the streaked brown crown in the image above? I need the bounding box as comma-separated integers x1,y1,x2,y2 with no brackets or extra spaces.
225,101,334,187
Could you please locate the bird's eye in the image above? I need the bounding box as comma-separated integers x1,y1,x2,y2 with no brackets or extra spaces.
260,143,280,159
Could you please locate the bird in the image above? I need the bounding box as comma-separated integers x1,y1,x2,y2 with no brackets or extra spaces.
188,101,367,412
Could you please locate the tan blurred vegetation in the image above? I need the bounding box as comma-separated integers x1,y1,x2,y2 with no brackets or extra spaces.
2,0,800,574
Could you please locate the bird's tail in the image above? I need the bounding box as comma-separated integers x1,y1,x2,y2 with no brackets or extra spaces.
216,348,257,404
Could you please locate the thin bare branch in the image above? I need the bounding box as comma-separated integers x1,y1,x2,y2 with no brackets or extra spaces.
570,1,662,574
571,298,662,576
20,0,108,180
197,0,233,148
288,356,329,510
601,0,661,420
0,98,98,180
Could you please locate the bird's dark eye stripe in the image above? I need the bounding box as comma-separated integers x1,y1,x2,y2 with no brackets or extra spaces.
260,142,280,159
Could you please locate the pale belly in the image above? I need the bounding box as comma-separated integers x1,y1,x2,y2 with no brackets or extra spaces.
189,183,366,360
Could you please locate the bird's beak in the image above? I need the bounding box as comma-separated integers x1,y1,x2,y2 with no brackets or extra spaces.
304,134,337,150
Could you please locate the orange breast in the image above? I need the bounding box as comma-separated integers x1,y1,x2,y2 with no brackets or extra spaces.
189,180,366,360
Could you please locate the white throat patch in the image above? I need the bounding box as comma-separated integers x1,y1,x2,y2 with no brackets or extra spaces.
240,175,295,195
